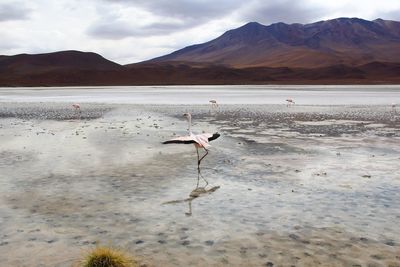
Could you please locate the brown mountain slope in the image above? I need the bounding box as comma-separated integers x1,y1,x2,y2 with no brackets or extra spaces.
125,61,400,84
147,18,400,68
0,50,127,86
0,50,123,75
3,60,398,87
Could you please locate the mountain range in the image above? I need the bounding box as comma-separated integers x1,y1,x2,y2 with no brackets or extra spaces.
1,17,400,86
149,18,400,68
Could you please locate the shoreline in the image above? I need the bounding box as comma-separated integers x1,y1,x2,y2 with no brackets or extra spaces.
2,84,400,89
1,86,400,106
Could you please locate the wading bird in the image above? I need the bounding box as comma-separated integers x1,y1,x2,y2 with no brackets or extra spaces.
72,103,81,111
72,103,81,119
392,103,397,112
286,98,295,107
163,113,220,188
209,99,218,109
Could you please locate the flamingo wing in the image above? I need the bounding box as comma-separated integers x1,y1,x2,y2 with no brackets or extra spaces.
162,135,196,144
162,132,220,146
207,132,220,142
192,132,220,148
197,132,220,141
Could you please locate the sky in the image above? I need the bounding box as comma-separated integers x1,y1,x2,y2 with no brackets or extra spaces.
1,0,400,64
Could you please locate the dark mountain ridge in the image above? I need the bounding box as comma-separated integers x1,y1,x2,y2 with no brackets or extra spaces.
0,50,123,74
149,18,400,68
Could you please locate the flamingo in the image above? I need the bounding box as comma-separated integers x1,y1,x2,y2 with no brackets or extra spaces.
72,103,81,119
163,113,220,188
391,103,397,112
286,98,295,107
72,103,81,112
209,99,218,109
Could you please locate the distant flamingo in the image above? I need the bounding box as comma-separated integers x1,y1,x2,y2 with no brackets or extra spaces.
72,103,81,119
72,103,80,112
286,98,295,107
209,99,218,109
163,113,220,188
391,103,397,112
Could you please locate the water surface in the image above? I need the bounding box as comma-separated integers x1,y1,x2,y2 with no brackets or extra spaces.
0,87,399,266
1,85,399,105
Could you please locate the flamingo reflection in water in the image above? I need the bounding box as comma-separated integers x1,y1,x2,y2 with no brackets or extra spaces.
163,185,220,216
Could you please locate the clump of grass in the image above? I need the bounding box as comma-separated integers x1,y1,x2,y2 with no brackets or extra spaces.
80,246,137,267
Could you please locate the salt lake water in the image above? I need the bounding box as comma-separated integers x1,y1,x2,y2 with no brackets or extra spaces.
0,85,399,105
0,85,399,266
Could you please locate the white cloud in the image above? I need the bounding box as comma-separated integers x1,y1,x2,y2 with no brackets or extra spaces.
0,1,32,21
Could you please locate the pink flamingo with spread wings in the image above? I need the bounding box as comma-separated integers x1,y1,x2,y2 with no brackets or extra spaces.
163,113,220,188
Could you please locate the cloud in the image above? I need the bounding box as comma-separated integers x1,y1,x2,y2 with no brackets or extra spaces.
238,0,328,25
87,20,140,40
380,9,400,21
106,0,243,20
0,2,32,22
87,19,194,40
88,0,244,39
0,39,19,50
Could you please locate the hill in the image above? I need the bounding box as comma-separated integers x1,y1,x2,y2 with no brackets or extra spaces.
148,18,400,68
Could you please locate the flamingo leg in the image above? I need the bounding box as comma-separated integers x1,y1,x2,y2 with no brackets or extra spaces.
196,147,200,188
198,148,209,187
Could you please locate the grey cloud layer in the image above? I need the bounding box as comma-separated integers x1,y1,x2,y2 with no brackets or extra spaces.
87,0,244,39
0,2,31,22
87,20,190,39
88,0,331,40
241,0,327,25
383,9,400,21
106,0,243,20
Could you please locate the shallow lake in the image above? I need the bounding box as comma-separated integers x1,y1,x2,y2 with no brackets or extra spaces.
0,86,399,266
1,85,400,105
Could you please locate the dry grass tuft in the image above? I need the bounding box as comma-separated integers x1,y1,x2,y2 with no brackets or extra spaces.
80,246,137,267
